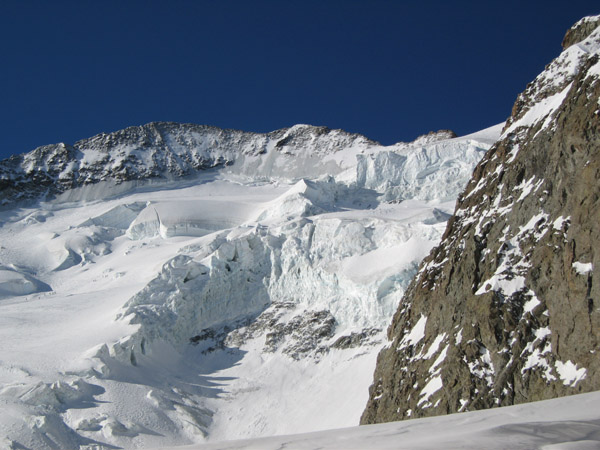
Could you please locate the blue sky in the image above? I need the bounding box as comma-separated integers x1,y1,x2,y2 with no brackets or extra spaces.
0,1,597,159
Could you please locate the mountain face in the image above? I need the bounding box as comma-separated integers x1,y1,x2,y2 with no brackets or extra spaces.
5,15,597,448
0,115,498,448
0,123,377,205
362,16,600,424
0,123,482,209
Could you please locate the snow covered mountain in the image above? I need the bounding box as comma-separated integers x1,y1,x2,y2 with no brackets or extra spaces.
0,123,379,206
0,118,498,449
363,15,600,424
3,14,598,450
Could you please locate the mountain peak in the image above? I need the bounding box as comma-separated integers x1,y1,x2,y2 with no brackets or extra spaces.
505,15,600,135
562,15,600,49
0,123,381,206
411,129,457,146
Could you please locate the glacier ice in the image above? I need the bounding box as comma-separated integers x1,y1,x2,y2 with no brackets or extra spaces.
0,268,51,298
0,125,499,449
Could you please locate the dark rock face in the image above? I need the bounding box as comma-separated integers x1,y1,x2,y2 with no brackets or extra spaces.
362,17,600,424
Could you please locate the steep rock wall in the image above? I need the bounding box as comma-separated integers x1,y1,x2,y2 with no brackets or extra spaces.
362,16,600,424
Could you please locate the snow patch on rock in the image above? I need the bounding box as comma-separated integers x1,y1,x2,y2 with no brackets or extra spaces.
555,360,587,387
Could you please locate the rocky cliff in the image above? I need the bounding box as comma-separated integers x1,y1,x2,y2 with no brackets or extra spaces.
362,16,600,424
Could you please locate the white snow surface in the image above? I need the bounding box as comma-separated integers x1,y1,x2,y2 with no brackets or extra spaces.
573,261,593,275
398,314,428,350
158,390,600,450
0,125,522,450
555,360,587,387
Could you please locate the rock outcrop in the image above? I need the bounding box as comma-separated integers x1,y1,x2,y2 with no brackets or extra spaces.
362,16,600,424
562,15,600,49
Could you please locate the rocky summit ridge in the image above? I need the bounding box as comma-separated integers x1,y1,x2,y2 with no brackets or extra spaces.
0,122,463,207
362,15,600,424
0,123,378,205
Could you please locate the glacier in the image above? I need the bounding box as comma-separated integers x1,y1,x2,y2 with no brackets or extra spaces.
0,124,500,449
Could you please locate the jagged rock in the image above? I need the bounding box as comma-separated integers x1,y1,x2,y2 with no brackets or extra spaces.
189,302,338,361
225,303,337,360
562,16,600,49
219,302,297,349
189,328,217,344
362,16,600,425
280,311,337,360
411,130,457,146
331,328,382,349
0,120,494,208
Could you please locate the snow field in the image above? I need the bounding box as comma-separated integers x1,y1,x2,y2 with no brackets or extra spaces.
0,129,497,449
159,390,600,450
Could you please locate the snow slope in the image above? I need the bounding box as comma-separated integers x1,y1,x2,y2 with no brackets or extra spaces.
160,390,600,450
0,125,498,449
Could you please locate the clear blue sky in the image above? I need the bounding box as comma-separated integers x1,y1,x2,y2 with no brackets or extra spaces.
0,1,597,159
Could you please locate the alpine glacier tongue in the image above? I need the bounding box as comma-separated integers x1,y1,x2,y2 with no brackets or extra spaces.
0,121,498,449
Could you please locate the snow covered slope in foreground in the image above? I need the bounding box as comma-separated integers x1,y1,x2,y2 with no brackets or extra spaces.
0,125,498,449
162,390,600,450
